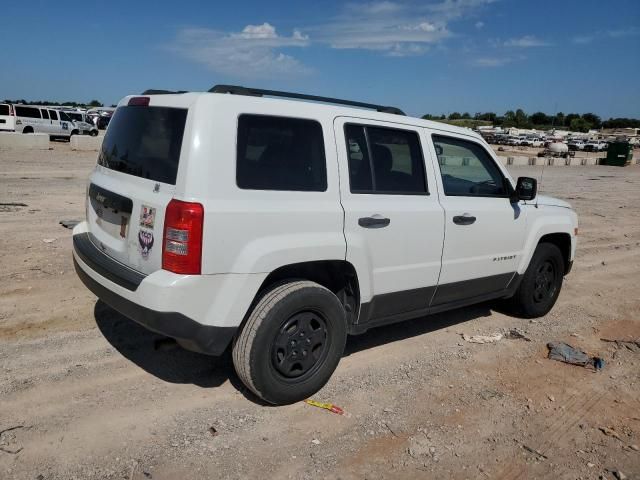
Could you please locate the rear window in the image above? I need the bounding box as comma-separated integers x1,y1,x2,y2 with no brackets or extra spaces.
0,105,9,115
97,106,187,185
15,106,41,118
236,114,327,192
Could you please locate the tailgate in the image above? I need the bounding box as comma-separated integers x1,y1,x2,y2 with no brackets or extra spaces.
85,103,188,275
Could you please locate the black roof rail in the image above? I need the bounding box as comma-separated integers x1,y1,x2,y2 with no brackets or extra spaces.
208,84,405,116
141,89,189,95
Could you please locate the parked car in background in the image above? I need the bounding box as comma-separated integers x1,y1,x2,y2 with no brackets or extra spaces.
568,139,586,151
584,140,607,152
62,110,99,136
11,104,82,139
527,137,544,148
0,103,16,131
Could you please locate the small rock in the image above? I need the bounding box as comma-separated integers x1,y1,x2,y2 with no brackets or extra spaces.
311,439,320,445
612,470,627,480
630,444,639,451
547,395,555,402
587,462,596,468
43,238,57,243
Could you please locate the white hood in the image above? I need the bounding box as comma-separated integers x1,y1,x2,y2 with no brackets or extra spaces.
532,195,572,209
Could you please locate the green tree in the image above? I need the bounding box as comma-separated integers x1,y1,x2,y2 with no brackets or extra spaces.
570,117,592,133
88,99,104,107
461,112,471,119
582,113,601,129
514,108,528,127
530,111,550,125
449,112,462,120
565,113,580,127
553,112,565,127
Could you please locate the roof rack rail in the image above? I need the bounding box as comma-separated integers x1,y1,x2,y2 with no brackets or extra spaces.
141,89,189,95
208,84,405,116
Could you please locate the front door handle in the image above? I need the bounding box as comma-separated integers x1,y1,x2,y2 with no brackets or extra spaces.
453,214,476,225
358,215,390,229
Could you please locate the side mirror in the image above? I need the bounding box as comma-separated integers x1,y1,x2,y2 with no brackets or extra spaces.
514,176,537,201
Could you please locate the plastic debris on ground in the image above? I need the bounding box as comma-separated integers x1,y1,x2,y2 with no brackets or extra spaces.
59,220,81,229
547,341,605,370
504,328,531,342
461,333,502,344
304,399,345,415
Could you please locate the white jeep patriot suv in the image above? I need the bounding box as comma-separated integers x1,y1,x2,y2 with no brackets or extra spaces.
73,85,578,405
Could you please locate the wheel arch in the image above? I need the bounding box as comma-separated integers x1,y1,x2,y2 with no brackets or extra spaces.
251,260,361,327
538,232,572,274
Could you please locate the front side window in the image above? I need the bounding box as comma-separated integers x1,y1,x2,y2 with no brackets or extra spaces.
41,109,50,120
432,135,507,197
345,124,427,194
236,115,327,192
49,110,59,121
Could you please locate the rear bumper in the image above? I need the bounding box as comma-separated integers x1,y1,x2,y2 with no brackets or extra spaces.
72,232,237,356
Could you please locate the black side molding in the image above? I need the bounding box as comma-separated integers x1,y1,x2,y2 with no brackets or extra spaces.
73,233,145,291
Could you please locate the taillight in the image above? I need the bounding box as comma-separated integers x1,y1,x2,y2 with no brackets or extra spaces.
128,96,150,106
162,199,204,274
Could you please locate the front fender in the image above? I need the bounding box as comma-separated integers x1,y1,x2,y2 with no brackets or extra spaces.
517,205,577,274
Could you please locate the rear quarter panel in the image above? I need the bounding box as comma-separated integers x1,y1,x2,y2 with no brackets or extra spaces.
179,95,346,275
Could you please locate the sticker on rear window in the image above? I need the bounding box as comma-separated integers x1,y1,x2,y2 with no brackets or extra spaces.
138,229,154,259
139,205,156,228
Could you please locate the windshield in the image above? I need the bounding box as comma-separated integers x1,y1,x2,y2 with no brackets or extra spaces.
97,106,187,184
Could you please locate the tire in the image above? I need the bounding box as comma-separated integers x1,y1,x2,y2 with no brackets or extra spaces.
90,130,98,137
509,243,565,318
22,127,33,134
232,280,347,405
70,130,79,137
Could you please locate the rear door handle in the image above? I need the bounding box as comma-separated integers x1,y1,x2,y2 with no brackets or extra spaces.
453,214,476,225
358,215,390,229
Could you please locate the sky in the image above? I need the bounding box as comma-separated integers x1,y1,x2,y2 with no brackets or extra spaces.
1,0,639,118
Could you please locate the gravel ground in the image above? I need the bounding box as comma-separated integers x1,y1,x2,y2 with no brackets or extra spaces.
0,142,639,479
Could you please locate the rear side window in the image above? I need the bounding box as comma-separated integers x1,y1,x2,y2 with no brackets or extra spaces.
41,109,50,120
345,124,427,194
0,105,9,115
236,115,327,192
15,106,41,118
49,110,58,121
98,106,187,185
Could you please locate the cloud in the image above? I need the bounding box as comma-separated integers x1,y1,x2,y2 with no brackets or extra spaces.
169,1,498,74
471,56,514,67
607,26,640,38
475,21,485,29
572,35,594,45
311,0,494,56
503,35,551,47
170,23,310,78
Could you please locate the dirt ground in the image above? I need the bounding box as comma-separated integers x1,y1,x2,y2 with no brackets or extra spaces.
1,142,639,480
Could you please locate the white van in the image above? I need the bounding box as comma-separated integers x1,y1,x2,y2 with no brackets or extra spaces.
0,104,16,132
13,105,80,138
61,110,99,136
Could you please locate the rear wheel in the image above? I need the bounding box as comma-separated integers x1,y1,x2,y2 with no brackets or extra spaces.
232,280,347,405
90,130,98,137
508,243,564,318
22,126,33,134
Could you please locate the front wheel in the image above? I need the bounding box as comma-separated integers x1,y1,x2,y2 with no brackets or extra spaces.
508,243,565,318
232,281,347,405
